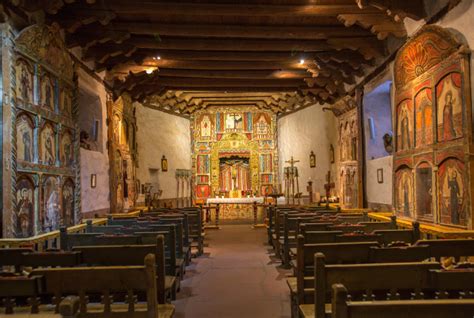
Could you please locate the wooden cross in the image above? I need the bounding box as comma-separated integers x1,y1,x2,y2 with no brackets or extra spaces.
324,171,335,208
285,156,300,168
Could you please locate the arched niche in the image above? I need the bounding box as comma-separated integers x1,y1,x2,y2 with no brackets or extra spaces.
394,166,414,218
62,178,75,227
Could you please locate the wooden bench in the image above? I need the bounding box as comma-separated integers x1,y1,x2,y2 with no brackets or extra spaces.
299,253,441,318
34,254,175,317
329,283,474,318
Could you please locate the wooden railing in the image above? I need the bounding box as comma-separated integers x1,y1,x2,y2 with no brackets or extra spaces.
0,218,108,251
368,212,474,239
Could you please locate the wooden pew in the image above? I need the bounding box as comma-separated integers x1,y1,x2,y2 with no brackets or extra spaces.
330,283,474,318
415,238,474,261
31,254,175,317
288,239,432,318
299,253,441,318
73,236,173,303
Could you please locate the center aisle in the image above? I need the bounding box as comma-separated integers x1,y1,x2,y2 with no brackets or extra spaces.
173,224,291,318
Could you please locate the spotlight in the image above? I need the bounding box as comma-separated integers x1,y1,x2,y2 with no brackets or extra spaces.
299,59,305,65
146,69,153,74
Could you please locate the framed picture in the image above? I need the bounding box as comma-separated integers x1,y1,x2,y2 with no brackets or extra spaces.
161,155,168,172
377,168,383,184
309,151,316,168
91,174,97,188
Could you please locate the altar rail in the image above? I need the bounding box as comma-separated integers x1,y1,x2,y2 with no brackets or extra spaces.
0,209,144,250
367,212,474,239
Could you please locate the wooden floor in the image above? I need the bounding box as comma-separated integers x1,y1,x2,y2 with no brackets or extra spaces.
174,224,292,318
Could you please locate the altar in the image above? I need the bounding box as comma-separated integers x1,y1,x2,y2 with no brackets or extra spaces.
206,197,285,221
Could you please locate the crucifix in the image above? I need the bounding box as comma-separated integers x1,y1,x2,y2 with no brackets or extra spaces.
285,156,300,205
324,171,335,208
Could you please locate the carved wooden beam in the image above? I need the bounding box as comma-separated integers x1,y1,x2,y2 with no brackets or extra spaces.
327,37,386,59
71,21,372,39
338,13,406,40
356,0,426,21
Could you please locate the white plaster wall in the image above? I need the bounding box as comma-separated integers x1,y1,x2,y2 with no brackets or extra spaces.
77,68,110,215
278,104,338,195
136,105,191,199
366,156,393,206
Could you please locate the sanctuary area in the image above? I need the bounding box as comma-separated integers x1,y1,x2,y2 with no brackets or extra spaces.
1,0,474,317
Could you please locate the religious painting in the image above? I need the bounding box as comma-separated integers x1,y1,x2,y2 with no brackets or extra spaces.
60,131,74,167
200,115,212,139
436,73,463,142
415,88,433,148
60,89,72,117
395,168,413,218
62,179,75,227
15,58,34,104
41,74,55,110
40,123,56,166
396,100,413,152
415,163,433,219
197,155,209,174
309,151,316,168
16,114,34,163
225,113,243,130
161,155,168,172
438,158,467,226
41,176,60,233
15,176,35,238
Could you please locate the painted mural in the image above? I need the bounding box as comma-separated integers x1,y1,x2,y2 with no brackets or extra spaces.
393,25,472,229
60,131,74,167
396,100,413,151
15,59,34,104
16,114,34,162
436,73,463,142
15,176,35,238
191,106,277,218
40,123,56,166
336,107,360,208
438,159,466,226
40,73,55,110
3,23,79,238
415,163,433,219
62,179,75,227
415,88,433,147
41,176,60,232
395,168,414,218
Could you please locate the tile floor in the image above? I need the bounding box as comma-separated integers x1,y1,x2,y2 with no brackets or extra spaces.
173,224,291,318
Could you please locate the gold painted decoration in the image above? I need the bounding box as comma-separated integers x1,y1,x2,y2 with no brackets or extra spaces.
393,25,472,229
15,23,74,81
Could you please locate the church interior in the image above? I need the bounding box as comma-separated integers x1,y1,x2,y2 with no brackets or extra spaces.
1,0,474,317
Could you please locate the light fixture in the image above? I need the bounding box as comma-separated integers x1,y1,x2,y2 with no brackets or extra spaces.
299,59,305,65
146,69,153,74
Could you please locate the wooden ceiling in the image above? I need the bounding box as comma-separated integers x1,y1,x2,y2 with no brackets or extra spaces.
3,0,427,116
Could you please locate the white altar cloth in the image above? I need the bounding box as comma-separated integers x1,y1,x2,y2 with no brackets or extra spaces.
207,197,264,204
206,197,286,205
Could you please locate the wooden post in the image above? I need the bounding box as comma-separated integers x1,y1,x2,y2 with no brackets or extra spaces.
307,180,313,204
331,284,349,318
144,253,158,317
315,253,326,318
215,204,220,228
155,235,166,304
